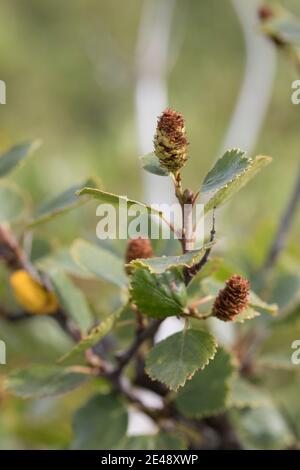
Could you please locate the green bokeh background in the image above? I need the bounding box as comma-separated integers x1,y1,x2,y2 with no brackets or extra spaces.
1,0,300,261
0,0,300,449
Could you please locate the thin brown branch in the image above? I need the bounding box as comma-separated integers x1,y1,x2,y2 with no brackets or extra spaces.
54,309,82,343
184,208,216,284
0,221,234,448
0,303,82,344
0,225,37,276
112,319,162,377
0,225,82,343
204,414,243,450
0,306,32,322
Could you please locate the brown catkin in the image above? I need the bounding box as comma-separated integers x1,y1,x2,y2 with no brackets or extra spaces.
212,275,250,322
154,108,189,173
126,238,153,265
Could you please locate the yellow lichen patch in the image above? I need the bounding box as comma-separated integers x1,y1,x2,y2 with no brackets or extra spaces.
10,270,58,315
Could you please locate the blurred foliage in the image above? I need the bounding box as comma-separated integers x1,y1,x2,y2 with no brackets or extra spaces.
0,0,300,450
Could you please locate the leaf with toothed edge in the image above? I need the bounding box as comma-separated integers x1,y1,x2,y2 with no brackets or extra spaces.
201,149,250,194
203,155,272,214
130,267,187,319
77,187,164,219
175,347,236,417
127,242,215,274
145,329,217,391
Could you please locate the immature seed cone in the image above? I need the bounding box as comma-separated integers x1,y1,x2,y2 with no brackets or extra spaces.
126,238,153,265
154,108,189,173
212,275,250,322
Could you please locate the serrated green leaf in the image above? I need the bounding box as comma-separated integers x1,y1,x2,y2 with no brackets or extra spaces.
28,179,96,227
0,181,30,223
77,187,163,219
131,268,187,319
204,155,272,214
5,365,90,398
48,269,93,332
201,148,249,194
139,152,170,176
128,242,214,274
72,394,128,450
145,328,217,391
58,305,126,363
0,141,41,177
71,239,128,288
229,377,270,409
175,347,235,417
